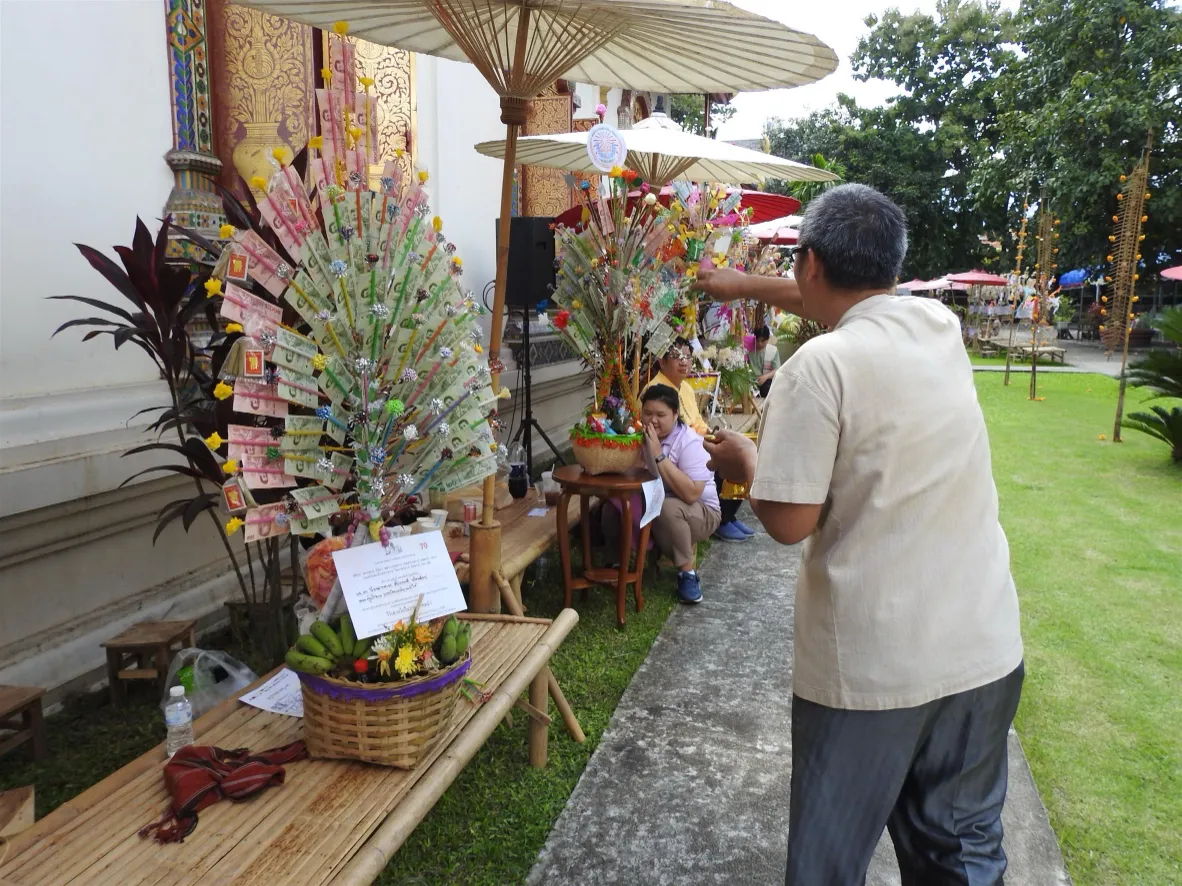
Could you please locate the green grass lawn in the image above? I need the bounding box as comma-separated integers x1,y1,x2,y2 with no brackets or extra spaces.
977,372,1181,885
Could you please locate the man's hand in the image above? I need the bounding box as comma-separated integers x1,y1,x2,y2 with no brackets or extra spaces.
703,428,757,486
692,266,749,303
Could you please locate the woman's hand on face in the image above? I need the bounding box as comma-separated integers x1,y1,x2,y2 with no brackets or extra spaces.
644,423,663,460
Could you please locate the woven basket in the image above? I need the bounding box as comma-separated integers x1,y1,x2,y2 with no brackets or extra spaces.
571,433,642,475
297,651,472,768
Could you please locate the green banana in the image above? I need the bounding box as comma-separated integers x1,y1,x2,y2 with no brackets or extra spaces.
310,620,345,659
286,649,335,675
353,637,373,660
338,614,356,659
443,615,458,638
295,634,330,658
453,623,471,658
438,634,458,664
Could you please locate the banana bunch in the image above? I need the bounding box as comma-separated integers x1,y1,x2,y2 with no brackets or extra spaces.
433,615,471,665
285,614,372,675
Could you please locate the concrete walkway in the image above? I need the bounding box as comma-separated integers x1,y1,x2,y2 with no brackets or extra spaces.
974,340,1127,377
528,510,1071,886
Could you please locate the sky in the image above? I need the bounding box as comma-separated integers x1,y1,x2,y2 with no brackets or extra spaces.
716,0,1019,141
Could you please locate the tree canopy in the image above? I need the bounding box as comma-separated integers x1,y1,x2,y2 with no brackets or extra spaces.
763,0,1181,281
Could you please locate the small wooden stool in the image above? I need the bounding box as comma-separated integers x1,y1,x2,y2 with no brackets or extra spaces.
554,465,655,627
0,686,48,762
101,619,196,704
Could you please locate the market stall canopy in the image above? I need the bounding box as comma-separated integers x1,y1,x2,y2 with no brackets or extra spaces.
946,270,1008,286
552,188,799,228
1162,265,1182,281
920,278,971,291
476,117,839,187
749,214,804,244
897,278,929,292
238,0,839,96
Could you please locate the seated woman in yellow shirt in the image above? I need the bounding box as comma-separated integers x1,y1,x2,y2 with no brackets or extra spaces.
643,339,754,543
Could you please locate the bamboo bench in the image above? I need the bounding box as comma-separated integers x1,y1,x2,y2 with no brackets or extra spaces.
448,491,580,611
0,612,579,886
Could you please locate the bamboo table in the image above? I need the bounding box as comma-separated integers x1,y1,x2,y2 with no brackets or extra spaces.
0,612,579,886
553,465,655,627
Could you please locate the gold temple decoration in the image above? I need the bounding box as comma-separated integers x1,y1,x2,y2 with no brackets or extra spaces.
209,0,316,196
1002,196,1030,387
328,34,417,186
521,83,573,218
1029,194,1057,401
1108,133,1153,441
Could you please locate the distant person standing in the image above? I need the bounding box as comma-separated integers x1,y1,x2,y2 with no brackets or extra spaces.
748,324,781,398
697,184,1024,886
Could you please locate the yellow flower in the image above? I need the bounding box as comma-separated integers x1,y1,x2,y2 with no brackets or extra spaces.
224,517,244,535
376,647,392,677
222,459,239,475
393,620,405,633
608,165,624,178
332,20,349,34
225,322,243,334
451,256,463,267
204,278,222,298
213,381,234,400
204,431,224,450
414,625,433,645
347,125,363,144
432,216,443,232
394,645,418,677
473,343,483,354
572,299,583,309
250,175,268,191
359,76,375,88
312,353,328,371
417,170,429,183
1098,434,1107,441
308,135,324,150
219,224,235,239
320,67,333,83
271,146,287,165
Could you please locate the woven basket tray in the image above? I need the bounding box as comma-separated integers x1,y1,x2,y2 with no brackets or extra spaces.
297,651,472,768
571,434,642,475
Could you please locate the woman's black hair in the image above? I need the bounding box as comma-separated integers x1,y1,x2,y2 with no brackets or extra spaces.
641,384,683,425
754,325,770,340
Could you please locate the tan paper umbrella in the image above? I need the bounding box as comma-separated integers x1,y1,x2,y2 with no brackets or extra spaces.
475,115,840,187
237,0,837,610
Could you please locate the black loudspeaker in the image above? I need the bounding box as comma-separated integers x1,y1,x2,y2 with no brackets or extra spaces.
496,216,556,306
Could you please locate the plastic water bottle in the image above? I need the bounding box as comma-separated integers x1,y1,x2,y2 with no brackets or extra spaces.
164,685,194,757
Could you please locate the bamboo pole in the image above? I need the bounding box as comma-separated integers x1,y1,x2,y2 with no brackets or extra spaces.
330,609,580,886
529,669,550,767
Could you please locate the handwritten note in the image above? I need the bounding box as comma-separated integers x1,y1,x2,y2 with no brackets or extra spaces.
239,668,304,718
331,532,467,640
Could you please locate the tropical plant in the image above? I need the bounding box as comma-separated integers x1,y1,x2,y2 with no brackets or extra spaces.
1121,405,1182,462
790,153,845,207
52,219,248,598
1126,306,1182,399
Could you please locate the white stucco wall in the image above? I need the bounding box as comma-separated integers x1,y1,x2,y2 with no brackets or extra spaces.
1,0,175,403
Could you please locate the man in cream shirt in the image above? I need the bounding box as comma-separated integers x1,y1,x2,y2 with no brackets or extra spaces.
698,184,1023,886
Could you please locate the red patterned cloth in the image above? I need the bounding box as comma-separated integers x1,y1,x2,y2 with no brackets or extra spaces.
138,741,307,843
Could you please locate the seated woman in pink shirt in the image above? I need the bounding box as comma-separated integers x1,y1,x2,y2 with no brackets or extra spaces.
600,384,721,604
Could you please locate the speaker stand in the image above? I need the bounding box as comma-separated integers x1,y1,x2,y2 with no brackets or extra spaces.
511,313,565,475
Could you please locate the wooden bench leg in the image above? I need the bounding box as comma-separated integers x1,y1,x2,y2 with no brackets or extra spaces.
528,669,549,768
25,702,47,762
547,672,585,743
106,650,124,705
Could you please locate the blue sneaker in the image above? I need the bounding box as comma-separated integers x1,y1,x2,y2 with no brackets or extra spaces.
732,519,757,537
713,521,750,543
677,571,703,604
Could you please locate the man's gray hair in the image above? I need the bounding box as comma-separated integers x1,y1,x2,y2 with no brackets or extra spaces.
797,184,908,291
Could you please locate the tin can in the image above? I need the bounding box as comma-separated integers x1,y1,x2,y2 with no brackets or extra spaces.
462,501,477,533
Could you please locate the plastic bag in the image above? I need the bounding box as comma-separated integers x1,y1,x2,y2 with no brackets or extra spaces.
161,648,258,719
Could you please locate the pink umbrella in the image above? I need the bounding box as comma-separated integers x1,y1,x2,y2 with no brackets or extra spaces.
1162,265,1182,281
897,278,928,291
947,270,1009,286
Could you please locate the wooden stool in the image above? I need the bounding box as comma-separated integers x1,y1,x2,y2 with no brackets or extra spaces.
554,465,655,627
101,619,196,704
0,686,48,762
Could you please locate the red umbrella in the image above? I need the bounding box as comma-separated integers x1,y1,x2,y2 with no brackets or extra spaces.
947,270,1008,286
1162,265,1182,281
552,187,800,228
897,278,928,291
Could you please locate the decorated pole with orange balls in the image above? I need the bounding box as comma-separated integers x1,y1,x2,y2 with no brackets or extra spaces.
1104,133,1153,442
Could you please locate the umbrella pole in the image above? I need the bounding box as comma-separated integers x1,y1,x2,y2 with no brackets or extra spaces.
471,99,528,613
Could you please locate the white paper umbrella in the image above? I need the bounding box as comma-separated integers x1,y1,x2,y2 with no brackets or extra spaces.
476,115,839,186
748,213,805,242
237,0,837,608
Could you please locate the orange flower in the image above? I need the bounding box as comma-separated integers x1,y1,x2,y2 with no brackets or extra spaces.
414,625,433,645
